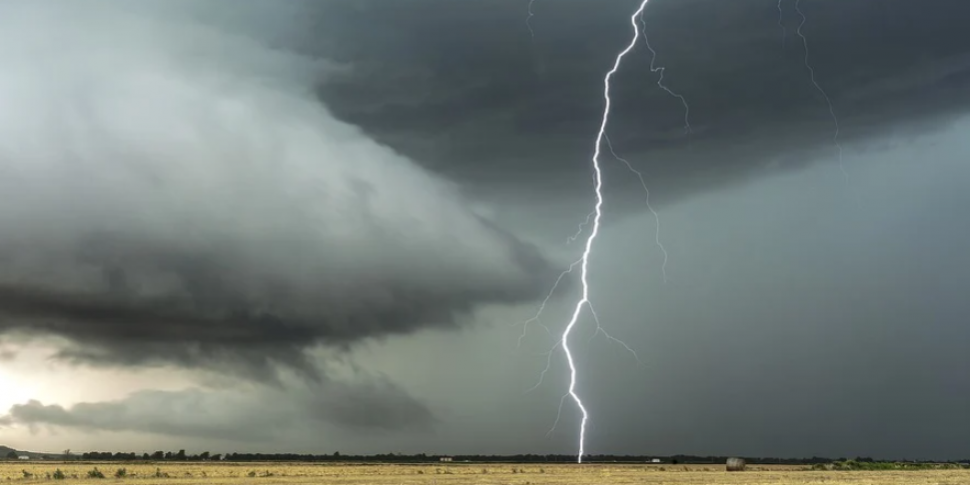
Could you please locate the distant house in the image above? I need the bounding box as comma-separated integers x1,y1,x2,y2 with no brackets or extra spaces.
439,457,453,462
18,456,29,461
650,458,661,463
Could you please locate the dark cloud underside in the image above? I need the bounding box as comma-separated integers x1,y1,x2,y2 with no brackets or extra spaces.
315,0,970,206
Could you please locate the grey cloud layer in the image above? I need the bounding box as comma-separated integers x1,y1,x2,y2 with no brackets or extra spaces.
0,1,565,378
314,0,970,206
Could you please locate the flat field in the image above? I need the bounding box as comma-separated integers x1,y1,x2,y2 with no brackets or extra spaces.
3,462,969,484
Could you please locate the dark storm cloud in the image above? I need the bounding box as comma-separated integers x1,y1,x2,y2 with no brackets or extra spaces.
537,122,970,460
0,1,567,379
0,376,434,439
0,227,554,380
6,0,970,460
313,0,970,206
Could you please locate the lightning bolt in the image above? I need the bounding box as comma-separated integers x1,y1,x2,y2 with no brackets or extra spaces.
514,259,581,349
639,12,691,136
517,0,843,466
604,134,668,284
585,303,640,362
554,0,653,463
526,0,536,39
566,212,595,245
777,0,788,47
793,0,846,182
627,10,689,284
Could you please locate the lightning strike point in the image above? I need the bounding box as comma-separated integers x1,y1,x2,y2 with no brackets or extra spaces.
794,0,846,183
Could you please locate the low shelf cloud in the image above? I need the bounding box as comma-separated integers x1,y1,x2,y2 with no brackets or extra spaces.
0,0,562,381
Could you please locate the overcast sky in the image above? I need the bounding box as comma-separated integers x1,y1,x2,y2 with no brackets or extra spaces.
2,0,970,461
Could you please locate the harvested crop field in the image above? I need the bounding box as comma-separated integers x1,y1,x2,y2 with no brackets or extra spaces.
2,462,969,484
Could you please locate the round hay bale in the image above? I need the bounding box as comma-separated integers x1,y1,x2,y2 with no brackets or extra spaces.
726,457,746,472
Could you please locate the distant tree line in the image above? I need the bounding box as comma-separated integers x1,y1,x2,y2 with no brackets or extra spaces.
64,451,970,465
817,459,968,471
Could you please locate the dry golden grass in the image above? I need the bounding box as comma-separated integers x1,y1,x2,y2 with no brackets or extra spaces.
2,461,969,484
